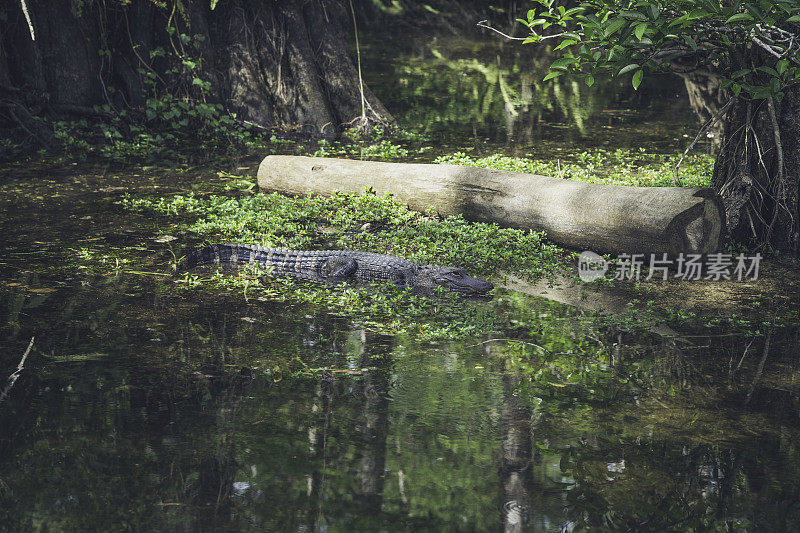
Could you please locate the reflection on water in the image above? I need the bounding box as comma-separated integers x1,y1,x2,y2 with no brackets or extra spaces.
1,271,799,530
361,34,702,155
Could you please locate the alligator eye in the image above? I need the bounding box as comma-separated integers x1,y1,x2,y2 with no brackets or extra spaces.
452,271,463,278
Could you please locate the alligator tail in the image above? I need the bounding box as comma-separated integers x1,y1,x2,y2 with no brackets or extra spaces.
179,244,328,276
179,244,263,271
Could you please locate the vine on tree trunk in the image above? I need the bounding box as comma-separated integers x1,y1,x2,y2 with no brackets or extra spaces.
713,88,799,252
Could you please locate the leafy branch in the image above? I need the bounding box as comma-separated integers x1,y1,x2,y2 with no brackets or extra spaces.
516,0,800,98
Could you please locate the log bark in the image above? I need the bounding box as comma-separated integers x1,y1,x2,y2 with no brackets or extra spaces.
258,155,725,255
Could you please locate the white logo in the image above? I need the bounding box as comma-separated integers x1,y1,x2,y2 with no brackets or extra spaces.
578,251,608,282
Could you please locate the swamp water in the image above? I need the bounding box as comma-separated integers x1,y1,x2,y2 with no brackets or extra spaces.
2,33,800,533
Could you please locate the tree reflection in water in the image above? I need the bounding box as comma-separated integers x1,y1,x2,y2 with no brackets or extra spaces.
0,271,799,530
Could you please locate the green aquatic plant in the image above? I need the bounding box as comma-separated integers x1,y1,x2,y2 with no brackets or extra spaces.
119,188,569,339
312,138,410,160
434,148,713,188
120,189,564,280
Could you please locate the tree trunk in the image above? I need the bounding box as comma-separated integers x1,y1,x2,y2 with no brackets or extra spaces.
712,88,800,253
498,374,536,532
0,0,394,145
679,69,728,149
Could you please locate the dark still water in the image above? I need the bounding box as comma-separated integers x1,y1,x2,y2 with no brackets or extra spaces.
360,32,705,157
2,274,799,531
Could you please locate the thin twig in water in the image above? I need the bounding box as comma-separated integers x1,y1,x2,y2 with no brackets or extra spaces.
734,338,755,373
0,336,35,404
674,97,736,185
674,332,759,339
241,120,269,131
466,337,566,354
121,270,173,276
745,330,771,405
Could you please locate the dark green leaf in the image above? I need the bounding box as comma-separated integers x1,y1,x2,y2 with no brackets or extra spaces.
603,18,626,37
757,66,779,77
725,13,754,23
555,39,577,50
687,8,709,20
618,63,640,76
632,69,644,89
669,13,691,26
620,10,647,20
744,4,762,20
634,22,648,40
551,57,578,70
564,7,585,17
697,0,721,14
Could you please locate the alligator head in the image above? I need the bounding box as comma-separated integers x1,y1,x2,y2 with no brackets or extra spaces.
416,266,494,295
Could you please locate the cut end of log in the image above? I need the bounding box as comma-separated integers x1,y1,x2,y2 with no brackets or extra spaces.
665,189,725,256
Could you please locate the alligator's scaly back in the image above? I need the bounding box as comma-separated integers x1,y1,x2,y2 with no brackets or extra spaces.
180,244,494,295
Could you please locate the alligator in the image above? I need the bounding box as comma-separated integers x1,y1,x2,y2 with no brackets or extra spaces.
180,244,494,295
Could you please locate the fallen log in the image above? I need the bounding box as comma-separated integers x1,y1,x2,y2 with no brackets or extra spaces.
257,155,724,255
